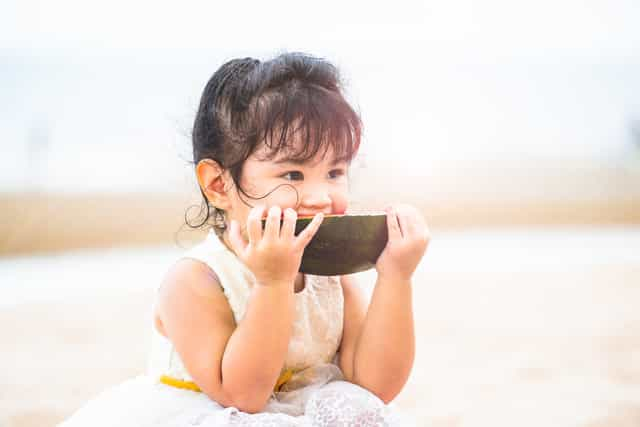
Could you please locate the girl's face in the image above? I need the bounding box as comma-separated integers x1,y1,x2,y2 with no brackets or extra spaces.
224,139,350,240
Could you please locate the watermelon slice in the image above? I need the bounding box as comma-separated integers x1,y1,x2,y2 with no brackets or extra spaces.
262,213,388,276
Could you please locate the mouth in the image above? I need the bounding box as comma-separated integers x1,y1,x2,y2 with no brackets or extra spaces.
260,211,342,220
296,213,342,219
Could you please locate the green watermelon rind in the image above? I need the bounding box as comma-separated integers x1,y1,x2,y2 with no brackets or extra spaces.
262,213,388,276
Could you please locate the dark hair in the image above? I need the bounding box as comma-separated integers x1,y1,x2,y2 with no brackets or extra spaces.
185,52,362,237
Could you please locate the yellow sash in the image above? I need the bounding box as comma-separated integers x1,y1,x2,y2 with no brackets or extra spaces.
159,368,294,394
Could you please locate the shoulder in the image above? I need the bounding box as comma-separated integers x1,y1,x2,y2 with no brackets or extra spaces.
160,257,223,298
155,257,236,333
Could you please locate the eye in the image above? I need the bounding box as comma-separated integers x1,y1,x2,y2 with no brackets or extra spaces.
328,169,345,179
282,171,304,181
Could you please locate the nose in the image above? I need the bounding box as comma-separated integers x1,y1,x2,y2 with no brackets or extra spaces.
298,182,332,213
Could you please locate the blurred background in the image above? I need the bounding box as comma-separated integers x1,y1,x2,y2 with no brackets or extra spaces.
2,1,640,426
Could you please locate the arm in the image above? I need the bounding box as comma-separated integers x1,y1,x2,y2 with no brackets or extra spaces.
161,205,322,413
339,274,415,404
157,259,295,414
221,282,295,411
339,204,429,404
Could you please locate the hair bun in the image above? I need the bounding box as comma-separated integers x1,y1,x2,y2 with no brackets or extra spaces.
261,52,340,92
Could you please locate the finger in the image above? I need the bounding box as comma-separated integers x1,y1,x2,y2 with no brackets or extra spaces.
396,207,411,240
227,219,247,255
280,208,297,240
404,208,429,242
295,212,324,248
408,209,427,239
386,207,402,241
247,205,266,244
407,214,421,239
263,206,282,241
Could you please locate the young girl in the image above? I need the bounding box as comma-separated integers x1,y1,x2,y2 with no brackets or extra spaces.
60,52,429,426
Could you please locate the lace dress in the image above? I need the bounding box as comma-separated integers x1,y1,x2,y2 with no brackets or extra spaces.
59,231,413,426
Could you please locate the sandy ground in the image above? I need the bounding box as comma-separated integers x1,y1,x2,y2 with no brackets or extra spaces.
1,228,640,426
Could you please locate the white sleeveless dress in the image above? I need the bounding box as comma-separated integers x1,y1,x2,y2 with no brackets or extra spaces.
59,231,412,426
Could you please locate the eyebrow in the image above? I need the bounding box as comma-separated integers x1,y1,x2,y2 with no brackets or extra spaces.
273,156,350,166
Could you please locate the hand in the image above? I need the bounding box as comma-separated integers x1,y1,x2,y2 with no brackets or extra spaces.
375,204,430,282
228,205,324,289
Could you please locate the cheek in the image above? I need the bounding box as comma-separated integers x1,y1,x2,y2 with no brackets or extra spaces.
265,184,299,211
332,194,348,215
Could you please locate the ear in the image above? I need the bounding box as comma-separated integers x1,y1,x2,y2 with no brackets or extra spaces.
196,159,233,210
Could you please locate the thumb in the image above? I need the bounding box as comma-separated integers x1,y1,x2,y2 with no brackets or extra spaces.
227,220,247,255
